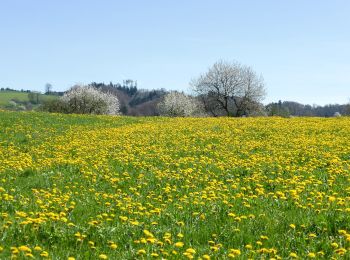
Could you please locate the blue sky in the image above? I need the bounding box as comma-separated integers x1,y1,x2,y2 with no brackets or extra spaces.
1,0,349,105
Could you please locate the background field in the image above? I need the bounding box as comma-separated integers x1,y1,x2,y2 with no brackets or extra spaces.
0,111,350,259
0,91,31,106
0,91,57,110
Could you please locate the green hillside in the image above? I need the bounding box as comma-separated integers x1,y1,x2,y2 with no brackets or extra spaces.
0,90,58,110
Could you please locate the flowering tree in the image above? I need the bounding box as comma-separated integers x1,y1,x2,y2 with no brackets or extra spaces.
157,91,205,117
61,85,120,115
191,60,266,117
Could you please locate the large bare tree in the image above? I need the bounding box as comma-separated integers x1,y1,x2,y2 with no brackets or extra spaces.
190,60,266,116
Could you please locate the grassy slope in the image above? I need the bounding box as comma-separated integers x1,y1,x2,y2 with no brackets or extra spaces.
0,91,57,107
0,91,30,105
0,112,350,259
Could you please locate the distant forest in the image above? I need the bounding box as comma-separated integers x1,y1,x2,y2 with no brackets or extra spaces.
1,83,349,117
89,81,167,116
266,100,350,117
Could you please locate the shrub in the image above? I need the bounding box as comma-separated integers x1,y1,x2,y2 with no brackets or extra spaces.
42,85,120,115
157,91,205,117
40,99,68,113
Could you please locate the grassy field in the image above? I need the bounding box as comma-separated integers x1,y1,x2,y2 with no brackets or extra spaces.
0,111,350,259
0,91,30,105
0,91,57,108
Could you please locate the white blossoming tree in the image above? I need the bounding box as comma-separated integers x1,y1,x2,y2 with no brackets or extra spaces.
61,84,120,115
157,91,205,117
190,60,266,117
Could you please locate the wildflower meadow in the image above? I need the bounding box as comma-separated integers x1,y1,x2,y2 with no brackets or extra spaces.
1,111,350,259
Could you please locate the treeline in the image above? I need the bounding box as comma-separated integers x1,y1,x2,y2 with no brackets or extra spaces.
1,87,64,96
1,87,31,93
2,73,349,117
91,81,350,117
89,81,167,116
90,82,138,96
266,101,350,117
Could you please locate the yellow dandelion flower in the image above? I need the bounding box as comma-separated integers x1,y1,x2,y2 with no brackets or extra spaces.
143,229,154,238
18,245,31,252
175,242,184,248
289,252,298,258
185,248,196,254
307,252,316,258
137,249,146,255
119,216,128,221
335,248,347,256
110,243,117,250
229,249,241,256
99,254,108,259
245,244,253,249
331,242,338,248
338,230,347,235
34,246,42,251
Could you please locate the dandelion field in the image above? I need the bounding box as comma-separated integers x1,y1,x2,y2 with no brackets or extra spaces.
1,111,350,259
